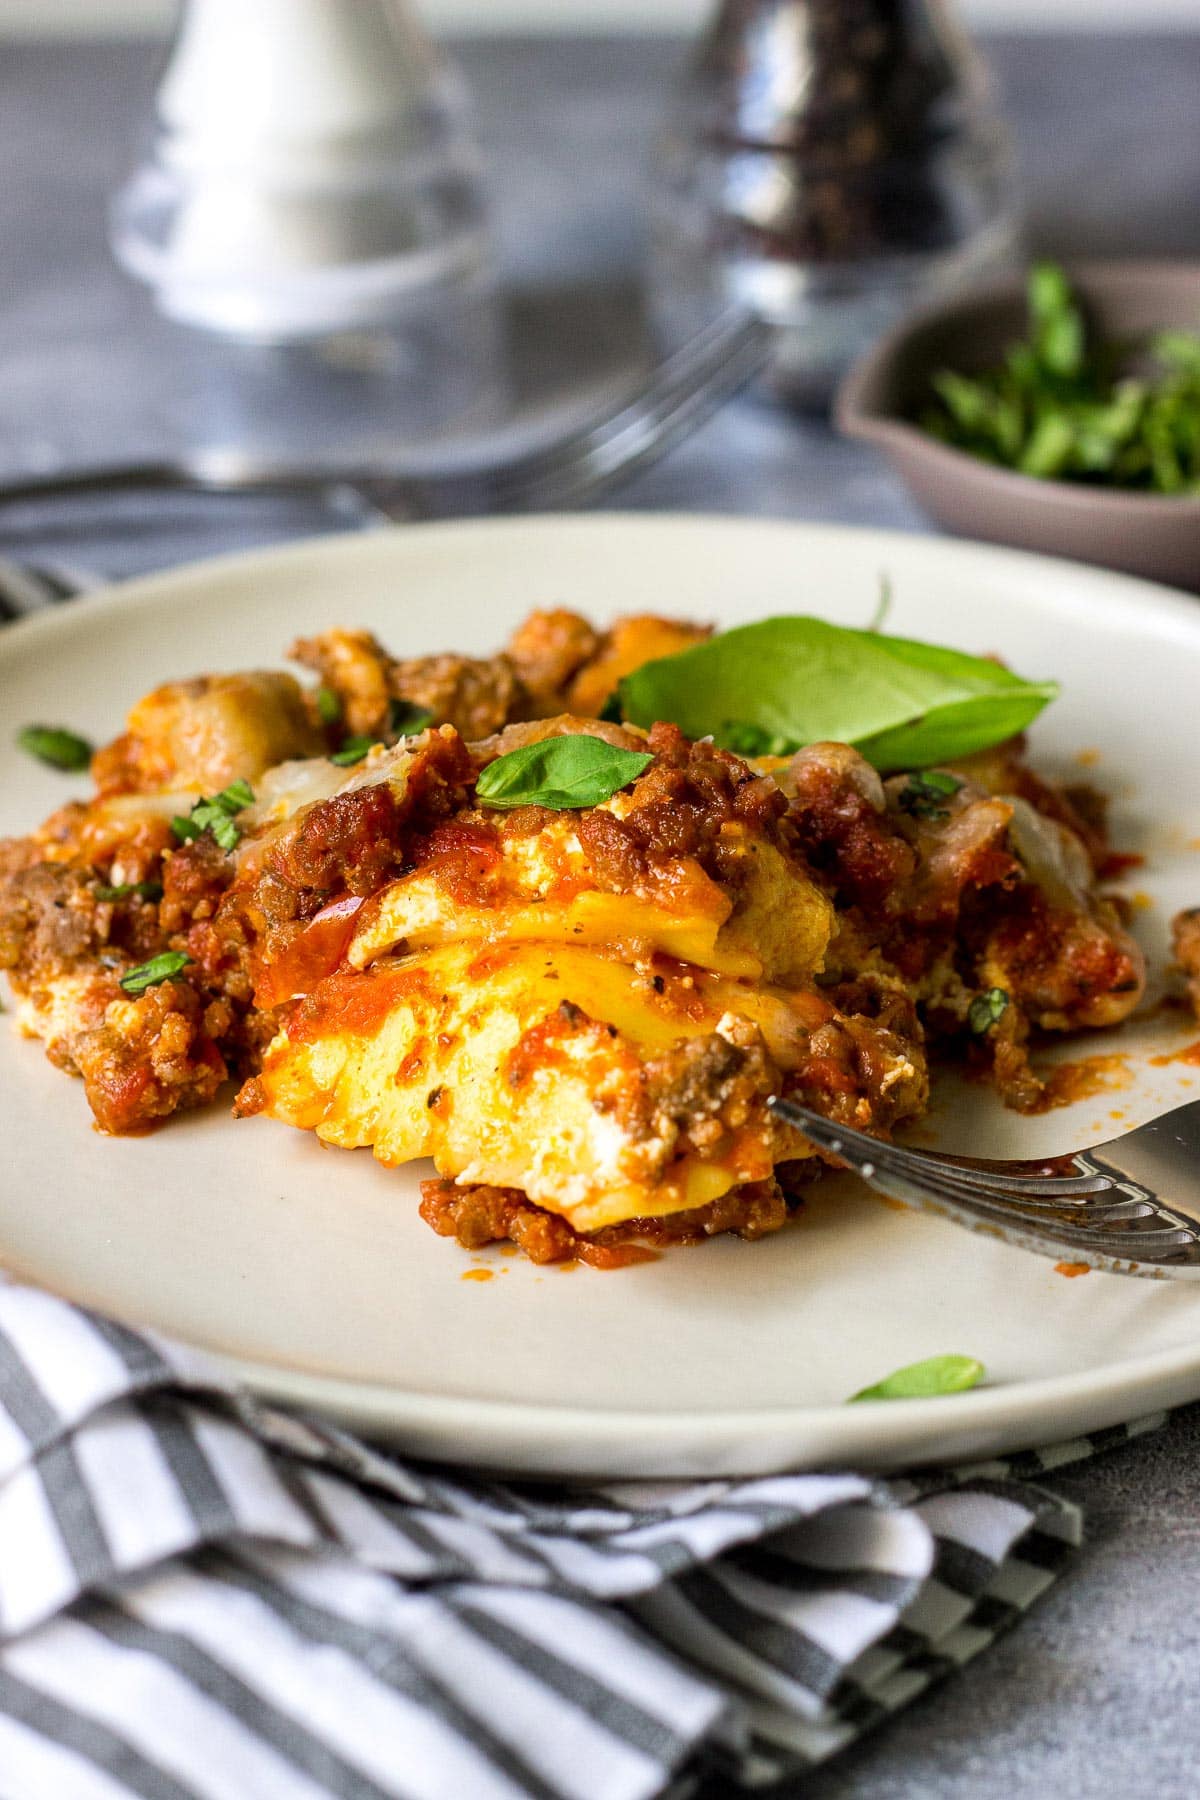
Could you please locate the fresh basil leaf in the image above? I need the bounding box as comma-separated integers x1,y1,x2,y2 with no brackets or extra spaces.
17,725,93,771
171,781,255,853
617,618,1058,774
848,1355,984,1403
215,778,255,813
118,951,192,995
1019,412,1076,479
1154,331,1200,378
315,685,342,727
476,736,653,812
597,691,624,724
329,709,429,768
923,265,1200,495
387,698,434,739
897,769,964,820
95,880,163,904
1030,261,1086,380
968,987,1010,1034
718,721,800,758
931,371,1024,461
196,807,240,853
329,735,376,767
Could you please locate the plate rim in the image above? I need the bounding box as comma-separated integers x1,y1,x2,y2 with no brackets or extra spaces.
6,509,1200,658
200,1325,1190,1477
5,511,1200,1476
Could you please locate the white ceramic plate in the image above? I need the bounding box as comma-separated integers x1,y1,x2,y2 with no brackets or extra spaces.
6,515,1200,1479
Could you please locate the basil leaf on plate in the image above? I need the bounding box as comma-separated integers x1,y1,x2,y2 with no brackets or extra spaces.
329,736,377,768
897,769,964,820
720,721,800,758
213,778,255,813
315,685,342,727
387,698,434,739
476,736,653,812
968,987,1010,1035
848,1355,985,1403
171,779,256,853
16,725,93,771
326,704,431,769
119,951,193,996
95,880,163,904
617,617,1058,773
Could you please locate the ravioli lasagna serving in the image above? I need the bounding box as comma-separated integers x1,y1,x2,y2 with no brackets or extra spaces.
0,606,1150,1266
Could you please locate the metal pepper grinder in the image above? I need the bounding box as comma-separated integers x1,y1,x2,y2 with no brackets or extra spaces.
651,0,1019,407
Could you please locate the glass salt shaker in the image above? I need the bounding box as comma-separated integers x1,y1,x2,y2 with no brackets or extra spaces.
650,0,1020,407
110,0,505,458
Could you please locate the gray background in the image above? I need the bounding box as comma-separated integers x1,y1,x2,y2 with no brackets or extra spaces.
2,33,1200,1797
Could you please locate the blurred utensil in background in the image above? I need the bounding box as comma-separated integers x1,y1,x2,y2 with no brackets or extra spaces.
650,0,1020,408
0,310,771,526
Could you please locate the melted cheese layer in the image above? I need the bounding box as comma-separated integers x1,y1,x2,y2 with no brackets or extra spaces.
346,817,833,986
254,941,834,1233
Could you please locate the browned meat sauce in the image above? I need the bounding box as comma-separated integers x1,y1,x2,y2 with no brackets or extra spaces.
419,1168,822,1268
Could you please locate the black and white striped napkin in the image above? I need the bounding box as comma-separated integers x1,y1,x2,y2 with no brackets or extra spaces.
0,558,102,621
0,1277,1163,1800
0,560,1166,1798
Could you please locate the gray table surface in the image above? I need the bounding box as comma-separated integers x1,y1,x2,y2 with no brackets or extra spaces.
2,30,1200,1800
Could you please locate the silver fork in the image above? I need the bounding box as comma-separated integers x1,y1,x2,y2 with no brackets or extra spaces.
767,1094,1200,1279
0,311,770,525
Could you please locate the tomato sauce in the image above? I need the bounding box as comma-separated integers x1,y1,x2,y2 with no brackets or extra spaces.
254,894,364,1007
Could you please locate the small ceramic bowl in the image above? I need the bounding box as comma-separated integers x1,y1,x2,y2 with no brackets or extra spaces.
835,261,1200,591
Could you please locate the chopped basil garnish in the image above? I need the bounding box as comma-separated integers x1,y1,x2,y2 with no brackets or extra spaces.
922,262,1200,494
171,779,255,854
327,703,432,769
388,698,434,738
95,880,163,904
718,720,801,758
119,951,193,995
897,769,965,820
17,725,93,771
848,1354,984,1403
316,685,342,727
215,777,254,810
329,735,376,768
968,987,1010,1035
617,617,1058,774
476,735,653,812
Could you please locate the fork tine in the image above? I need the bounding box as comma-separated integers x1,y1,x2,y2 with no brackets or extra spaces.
917,1191,1199,1259
823,1143,1198,1261
490,311,771,512
842,1139,1114,1207
767,1097,1113,1198
915,1147,1113,1193
881,1162,1150,1218
766,1095,1200,1272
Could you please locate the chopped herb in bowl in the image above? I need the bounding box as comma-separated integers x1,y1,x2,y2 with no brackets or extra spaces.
921,262,1200,493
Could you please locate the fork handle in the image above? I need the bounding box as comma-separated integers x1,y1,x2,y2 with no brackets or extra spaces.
0,461,363,505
